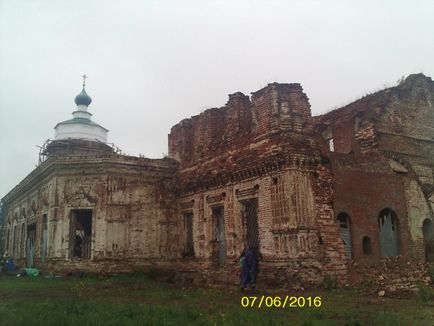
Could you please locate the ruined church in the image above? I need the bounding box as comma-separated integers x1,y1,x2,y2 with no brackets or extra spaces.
1,74,433,285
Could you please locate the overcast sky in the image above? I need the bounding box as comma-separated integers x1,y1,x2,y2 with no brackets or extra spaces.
1,0,433,199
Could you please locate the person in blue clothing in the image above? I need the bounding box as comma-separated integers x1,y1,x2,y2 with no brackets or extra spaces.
239,249,250,290
239,246,261,290
2,252,15,272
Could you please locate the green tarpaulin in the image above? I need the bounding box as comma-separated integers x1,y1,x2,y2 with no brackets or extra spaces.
24,268,39,277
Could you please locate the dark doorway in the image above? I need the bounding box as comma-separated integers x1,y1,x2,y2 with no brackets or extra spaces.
362,236,372,255
70,209,92,259
422,219,434,262
26,223,36,267
242,199,259,248
337,213,352,259
212,206,226,265
378,209,400,257
183,213,194,257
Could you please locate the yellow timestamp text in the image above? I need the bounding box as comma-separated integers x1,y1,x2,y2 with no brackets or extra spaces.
240,296,322,308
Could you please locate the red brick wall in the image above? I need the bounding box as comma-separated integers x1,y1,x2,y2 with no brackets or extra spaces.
332,122,353,154
166,82,347,285
168,83,313,167
331,154,411,264
174,166,347,286
316,74,434,265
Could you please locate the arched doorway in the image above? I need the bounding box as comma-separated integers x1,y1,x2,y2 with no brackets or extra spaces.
422,219,434,262
337,213,352,259
378,209,400,257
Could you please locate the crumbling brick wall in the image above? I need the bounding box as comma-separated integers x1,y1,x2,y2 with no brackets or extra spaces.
169,83,347,285
316,74,434,265
168,83,314,168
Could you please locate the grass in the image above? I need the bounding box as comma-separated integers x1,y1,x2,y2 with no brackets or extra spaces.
0,274,433,325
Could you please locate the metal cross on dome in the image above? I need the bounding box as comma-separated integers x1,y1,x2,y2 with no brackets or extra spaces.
82,74,88,87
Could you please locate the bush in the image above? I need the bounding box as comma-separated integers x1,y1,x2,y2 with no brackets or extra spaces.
345,313,363,326
144,266,159,280
322,273,338,290
416,281,434,303
357,278,375,293
428,264,434,283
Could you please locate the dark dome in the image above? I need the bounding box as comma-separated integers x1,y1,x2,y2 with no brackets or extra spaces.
74,88,92,106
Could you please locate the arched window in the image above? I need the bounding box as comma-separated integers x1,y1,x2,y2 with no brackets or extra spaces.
320,125,334,152
362,236,372,255
337,213,352,259
378,208,400,257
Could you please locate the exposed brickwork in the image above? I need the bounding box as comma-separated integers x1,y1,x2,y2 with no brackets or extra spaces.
2,74,434,289
168,83,313,169
316,73,434,268
169,83,347,286
348,257,431,298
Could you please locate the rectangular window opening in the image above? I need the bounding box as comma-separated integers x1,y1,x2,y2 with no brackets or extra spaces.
41,214,48,263
183,212,194,257
242,199,259,249
212,206,226,264
20,223,25,259
70,209,92,260
26,223,36,267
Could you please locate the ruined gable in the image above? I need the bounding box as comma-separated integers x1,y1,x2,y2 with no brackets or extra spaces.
315,73,434,265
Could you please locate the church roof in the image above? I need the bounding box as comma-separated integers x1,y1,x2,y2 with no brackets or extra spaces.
55,117,109,131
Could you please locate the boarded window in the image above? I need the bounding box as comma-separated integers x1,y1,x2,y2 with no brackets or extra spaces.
362,236,372,255
337,213,352,259
106,221,127,253
183,213,194,257
378,209,400,257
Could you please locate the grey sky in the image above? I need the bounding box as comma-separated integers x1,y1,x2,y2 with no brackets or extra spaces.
1,0,433,198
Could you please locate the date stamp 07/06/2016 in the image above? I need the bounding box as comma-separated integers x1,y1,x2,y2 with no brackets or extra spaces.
240,296,322,309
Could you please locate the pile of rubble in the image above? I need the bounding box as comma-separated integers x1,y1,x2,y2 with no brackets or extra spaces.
348,256,432,298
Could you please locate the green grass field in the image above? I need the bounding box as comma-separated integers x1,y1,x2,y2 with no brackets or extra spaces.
0,273,433,325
